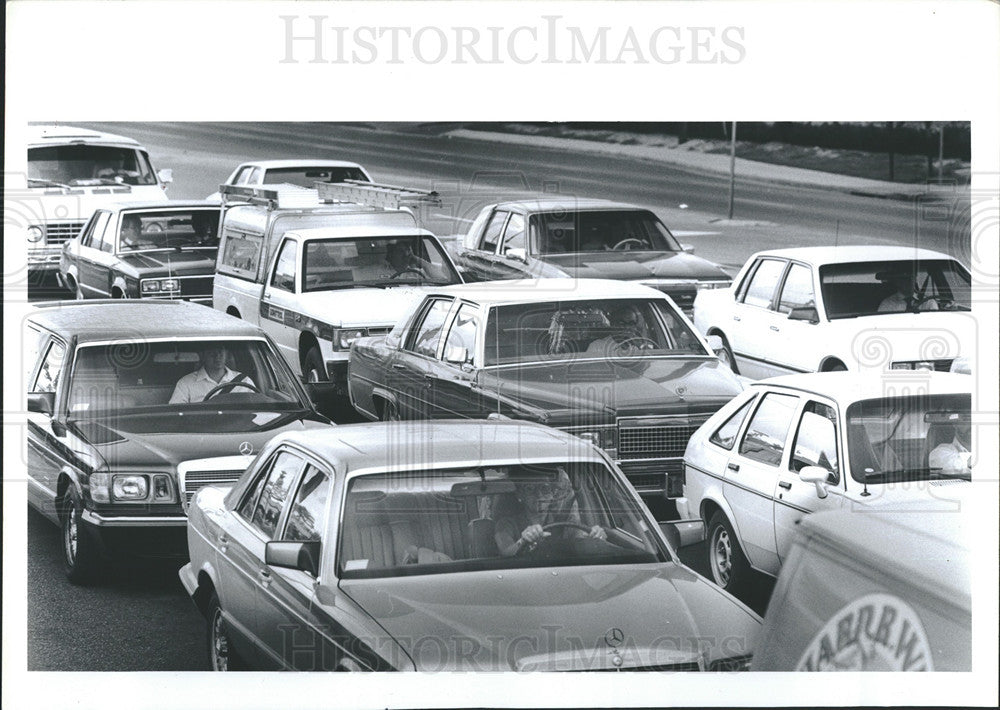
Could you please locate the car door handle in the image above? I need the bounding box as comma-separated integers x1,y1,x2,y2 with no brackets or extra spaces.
391,362,407,370
778,481,792,490
733,315,741,322
727,462,740,472
258,569,273,588
423,373,434,387
770,325,780,332
217,533,229,553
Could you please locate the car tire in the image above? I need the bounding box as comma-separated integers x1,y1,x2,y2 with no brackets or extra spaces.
61,487,102,585
69,276,85,300
825,360,848,372
707,511,750,596
302,346,327,383
714,334,739,375
207,591,246,671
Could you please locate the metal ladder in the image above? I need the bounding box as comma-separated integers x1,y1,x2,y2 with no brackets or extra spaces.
315,180,443,209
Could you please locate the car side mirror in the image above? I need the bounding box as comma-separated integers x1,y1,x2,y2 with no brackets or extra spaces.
443,345,469,365
799,465,830,499
680,243,695,254
504,247,528,263
28,392,55,416
705,334,724,355
157,168,174,185
266,540,321,577
788,305,819,324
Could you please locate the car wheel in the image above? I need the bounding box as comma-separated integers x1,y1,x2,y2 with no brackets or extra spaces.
714,334,739,374
69,277,85,300
707,511,750,595
207,591,246,671
825,360,848,372
302,346,327,383
61,488,102,585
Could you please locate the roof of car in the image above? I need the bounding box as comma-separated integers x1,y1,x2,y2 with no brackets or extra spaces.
27,124,144,148
28,301,264,342
274,420,602,472
288,225,434,240
493,197,649,213
797,506,970,604
108,201,220,212
753,371,971,401
237,159,367,170
427,278,666,304
748,245,956,265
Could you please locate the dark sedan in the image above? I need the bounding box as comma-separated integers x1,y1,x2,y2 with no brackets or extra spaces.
348,279,744,497
451,198,732,312
58,201,222,303
25,300,331,583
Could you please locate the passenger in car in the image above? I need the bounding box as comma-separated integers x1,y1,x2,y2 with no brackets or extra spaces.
928,421,972,475
169,345,256,403
120,215,144,249
494,468,606,556
877,272,939,313
586,304,648,354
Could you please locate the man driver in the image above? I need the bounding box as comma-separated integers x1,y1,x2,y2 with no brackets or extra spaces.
169,344,256,403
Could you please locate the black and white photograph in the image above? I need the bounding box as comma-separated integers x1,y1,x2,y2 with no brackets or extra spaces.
4,1,999,709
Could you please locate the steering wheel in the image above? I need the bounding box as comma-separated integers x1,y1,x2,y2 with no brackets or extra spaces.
202,378,261,401
611,238,645,251
390,266,425,279
613,336,658,353
542,521,592,535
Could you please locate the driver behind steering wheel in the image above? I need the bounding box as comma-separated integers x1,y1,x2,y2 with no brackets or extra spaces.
586,303,648,354
169,344,256,403
494,468,606,557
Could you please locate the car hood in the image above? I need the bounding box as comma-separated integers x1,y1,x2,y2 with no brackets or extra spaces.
294,286,427,328
116,250,217,276
537,251,730,281
480,358,743,421
341,564,760,671
70,410,326,468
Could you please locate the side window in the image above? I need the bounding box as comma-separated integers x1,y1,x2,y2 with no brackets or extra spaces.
738,392,798,466
501,213,526,252
81,211,112,249
405,298,453,358
777,263,815,314
78,211,100,248
709,395,757,450
247,167,262,185
244,451,304,538
24,326,46,387
270,239,298,292
479,210,509,253
441,303,478,364
790,402,839,482
219,230,263,278
31,340,67,394
742,259,787,308
282,465,331,543
232,167,253,185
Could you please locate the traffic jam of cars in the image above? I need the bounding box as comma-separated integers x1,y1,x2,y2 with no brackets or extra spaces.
20,125,980,673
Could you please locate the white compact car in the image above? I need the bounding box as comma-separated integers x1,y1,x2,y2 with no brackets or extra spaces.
205,159,372,201
677,371,971,597
692,246,972,378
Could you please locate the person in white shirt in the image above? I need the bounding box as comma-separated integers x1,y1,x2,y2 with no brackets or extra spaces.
928,422,972,475
169,345,255,403
877,272,939,313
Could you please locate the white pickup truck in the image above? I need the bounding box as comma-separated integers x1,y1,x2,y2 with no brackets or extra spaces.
212,182,463,397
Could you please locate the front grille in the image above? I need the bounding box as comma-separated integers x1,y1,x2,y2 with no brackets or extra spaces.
182,469,245,509
179,275,214,299
44,220,86,244
618,423,703,458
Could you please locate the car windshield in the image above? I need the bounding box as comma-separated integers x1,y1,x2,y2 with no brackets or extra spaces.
339,461,665,579
118,209,220,252
483,298,708,365
262,166,370,188
531,210,681,254
66,339,308,417
301,235,461,290
28,145,157,187
846,393,972,483
820,259,971,319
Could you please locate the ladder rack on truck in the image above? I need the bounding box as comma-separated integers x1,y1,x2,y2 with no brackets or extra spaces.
219,183,328,210
315,180,443,210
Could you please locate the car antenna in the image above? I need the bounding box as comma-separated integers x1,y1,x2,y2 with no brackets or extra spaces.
861,468,872,496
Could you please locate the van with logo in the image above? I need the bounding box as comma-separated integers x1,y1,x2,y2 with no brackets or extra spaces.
753,506,970,671
20,125,173,296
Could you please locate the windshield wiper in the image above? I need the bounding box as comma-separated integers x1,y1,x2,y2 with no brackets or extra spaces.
28,177,74,189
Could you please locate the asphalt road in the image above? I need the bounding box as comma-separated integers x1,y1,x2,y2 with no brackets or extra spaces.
76,122,971,271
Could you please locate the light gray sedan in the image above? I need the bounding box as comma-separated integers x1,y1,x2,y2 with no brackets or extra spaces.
180,420,760,671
